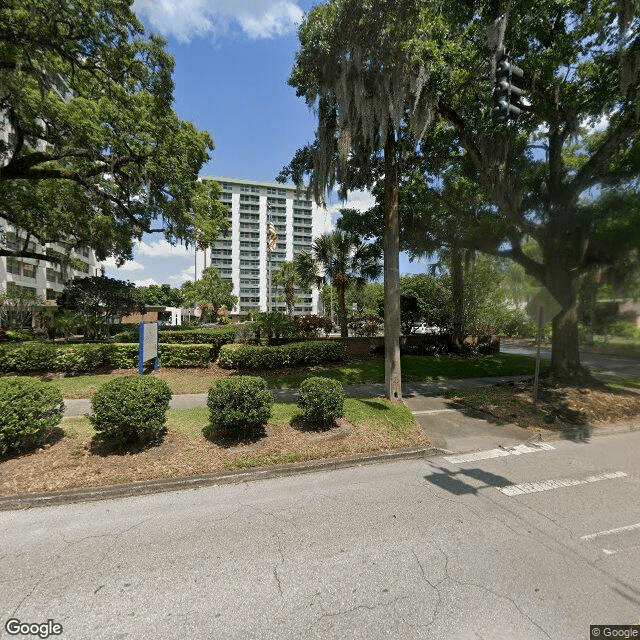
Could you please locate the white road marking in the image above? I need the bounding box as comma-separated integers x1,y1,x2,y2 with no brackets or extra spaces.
602,549,618,555
444,442,554,464
580,521,640,541
412,409,457,415
499,471,628,496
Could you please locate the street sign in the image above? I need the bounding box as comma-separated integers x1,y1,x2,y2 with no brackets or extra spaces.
138,322,159,375
526,288,562,325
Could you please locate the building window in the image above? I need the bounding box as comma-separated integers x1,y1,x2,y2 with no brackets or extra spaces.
22,263,37,278
6,258,21,275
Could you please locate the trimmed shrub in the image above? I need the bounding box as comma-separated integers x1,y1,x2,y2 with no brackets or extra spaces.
107,343,139,369
0,342,57,372
217,340,345,370
0,377,64,455
205,376,272,438
297,377,344,429
54,344,111,372
88,376,172,444
108,343,213,368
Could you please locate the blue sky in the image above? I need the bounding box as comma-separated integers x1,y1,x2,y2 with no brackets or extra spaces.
104,0,430,286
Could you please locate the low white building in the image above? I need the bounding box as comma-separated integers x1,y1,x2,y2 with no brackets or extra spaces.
197,177,331,316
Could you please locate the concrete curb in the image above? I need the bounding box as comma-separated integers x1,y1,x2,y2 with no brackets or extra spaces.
0,445,444,512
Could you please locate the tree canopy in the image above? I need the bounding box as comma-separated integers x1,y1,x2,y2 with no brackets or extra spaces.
295,230,382,338
0,0,228,267
288,0,640,383
181,267,237,320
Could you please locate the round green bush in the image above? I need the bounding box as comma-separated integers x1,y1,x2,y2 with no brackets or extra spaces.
0,377,64,455
205,376,273,438
297,376,345,429
88,376,172,444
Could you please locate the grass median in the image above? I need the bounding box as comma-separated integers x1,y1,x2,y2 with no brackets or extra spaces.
0,398,425,496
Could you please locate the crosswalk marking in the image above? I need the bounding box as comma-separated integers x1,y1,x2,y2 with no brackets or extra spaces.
580,521,640,541
499,471,628,496
444,442,554,464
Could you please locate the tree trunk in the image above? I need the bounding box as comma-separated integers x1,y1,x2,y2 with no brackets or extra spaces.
383,129,402,401
338,284,348,338
546,263,588,383
450,230,464,347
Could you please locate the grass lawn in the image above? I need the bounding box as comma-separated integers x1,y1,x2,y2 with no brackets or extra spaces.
43,353,546,398
0,398,425,495
264,353,546,388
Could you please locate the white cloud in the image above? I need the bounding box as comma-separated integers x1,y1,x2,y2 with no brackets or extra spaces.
103,257,145,271
325,189,376,227
136,239,193,259
133,277,160,287
166,266,198,285
133,0,303,42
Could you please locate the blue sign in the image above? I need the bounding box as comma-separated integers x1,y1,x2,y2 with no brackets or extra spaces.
138,322,159,375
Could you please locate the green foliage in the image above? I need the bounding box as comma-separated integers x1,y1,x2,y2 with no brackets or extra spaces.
88,376,172,444
0,342,57,372
295,230,382,338
0,342,214,372
57,276,139,332
608,320,640,340
113,326,236,356
109,343,213,369
400,274,451,332
0,0,227,267
204,377,273,439
293,314,334,337
252,310,298,339
297,377,345,428
0,377,64,455
53,344,111,372
135,284,185,308
218,340,345,370
181,267,237,319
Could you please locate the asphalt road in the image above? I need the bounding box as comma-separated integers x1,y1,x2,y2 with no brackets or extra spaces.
2,431,639,640
500,340,640,380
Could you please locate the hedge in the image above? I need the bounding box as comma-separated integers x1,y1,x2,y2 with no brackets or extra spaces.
0,342,214,372
113,327,236,356
218,340,345,370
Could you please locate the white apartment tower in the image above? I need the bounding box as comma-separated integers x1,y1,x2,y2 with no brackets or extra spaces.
0,223,103,302
197,177,330,316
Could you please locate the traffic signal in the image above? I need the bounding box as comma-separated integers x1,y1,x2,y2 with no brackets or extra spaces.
493,52,523,122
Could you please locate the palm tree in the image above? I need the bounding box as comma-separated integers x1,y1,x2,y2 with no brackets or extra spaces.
295,230,382,338
271,261,301,317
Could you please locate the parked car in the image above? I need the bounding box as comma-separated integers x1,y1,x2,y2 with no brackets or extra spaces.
412,323,441,334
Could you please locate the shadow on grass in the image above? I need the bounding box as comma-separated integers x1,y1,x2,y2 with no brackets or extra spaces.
89,428,168,457
0,426,66,462
202,424,268,449
290,414,336,433
358,399,391,412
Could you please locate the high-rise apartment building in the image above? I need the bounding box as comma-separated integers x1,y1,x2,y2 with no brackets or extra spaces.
0,222,103,302
197,177,330,315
